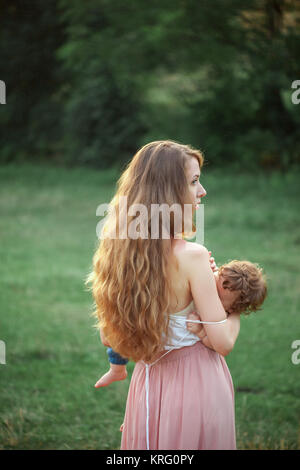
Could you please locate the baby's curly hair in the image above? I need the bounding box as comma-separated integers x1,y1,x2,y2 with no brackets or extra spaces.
218,260,267,315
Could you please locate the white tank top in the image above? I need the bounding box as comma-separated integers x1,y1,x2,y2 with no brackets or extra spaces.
164,300,200,350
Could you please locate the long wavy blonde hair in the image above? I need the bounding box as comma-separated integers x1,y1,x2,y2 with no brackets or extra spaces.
86,140,204,362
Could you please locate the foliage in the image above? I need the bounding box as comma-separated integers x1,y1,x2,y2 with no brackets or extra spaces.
0,0,299,168
57,0,147,168
0,0,65,162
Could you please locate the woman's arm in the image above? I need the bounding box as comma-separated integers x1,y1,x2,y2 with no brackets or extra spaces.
186,312,224,352
201,335,214,350
184,245,240,356
201,312,240,354
186,313,216,351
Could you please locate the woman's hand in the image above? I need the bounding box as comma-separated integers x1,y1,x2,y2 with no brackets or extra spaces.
186,312,206,339
208,250,218,272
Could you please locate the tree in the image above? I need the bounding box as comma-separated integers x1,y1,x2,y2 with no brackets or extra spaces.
0,0,65,162
57,0,147,168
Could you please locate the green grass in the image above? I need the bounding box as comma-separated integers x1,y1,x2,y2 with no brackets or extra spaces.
0,162,300,450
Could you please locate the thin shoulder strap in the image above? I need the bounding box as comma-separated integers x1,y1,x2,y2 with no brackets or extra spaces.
184,318,227,325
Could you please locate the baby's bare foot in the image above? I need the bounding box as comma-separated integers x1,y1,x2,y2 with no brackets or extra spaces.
94,366,127,388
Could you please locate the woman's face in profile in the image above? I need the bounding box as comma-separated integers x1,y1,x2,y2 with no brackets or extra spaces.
174,157,206,236
186,156,207,210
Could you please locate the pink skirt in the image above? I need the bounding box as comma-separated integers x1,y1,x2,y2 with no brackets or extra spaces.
120,341,236,450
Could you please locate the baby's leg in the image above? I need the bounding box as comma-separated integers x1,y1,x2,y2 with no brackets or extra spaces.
94,348,128,388
94,363,127,388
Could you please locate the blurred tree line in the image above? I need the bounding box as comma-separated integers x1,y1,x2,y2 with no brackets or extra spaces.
0,0,299,169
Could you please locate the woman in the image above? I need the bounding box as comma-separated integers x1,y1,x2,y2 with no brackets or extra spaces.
88,140,240,450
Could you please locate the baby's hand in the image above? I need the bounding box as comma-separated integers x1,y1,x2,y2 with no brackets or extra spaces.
186,312,203,335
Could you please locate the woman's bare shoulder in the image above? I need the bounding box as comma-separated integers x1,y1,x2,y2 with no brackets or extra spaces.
185,241,207,253
175,241,209,272
180,241,208,257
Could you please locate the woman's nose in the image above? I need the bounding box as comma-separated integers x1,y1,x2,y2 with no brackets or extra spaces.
198,184,207,198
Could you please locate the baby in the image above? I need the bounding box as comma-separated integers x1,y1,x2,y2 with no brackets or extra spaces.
94,254,267,388
186,259,267,348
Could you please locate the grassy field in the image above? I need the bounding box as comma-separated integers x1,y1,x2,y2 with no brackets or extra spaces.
0,162,300,450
